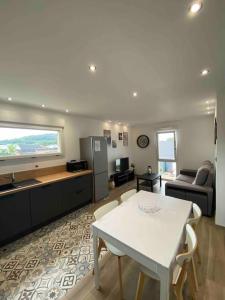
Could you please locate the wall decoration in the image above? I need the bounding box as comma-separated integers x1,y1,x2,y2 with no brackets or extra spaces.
118,132,123,140
112,140,117,148
137,135,150,148
214,118,217,145
123,132,128,146
103,129,111,145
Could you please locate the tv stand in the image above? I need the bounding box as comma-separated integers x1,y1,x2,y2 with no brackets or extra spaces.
110,169,135,187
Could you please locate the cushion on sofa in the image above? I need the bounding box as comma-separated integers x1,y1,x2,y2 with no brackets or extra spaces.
193,165,210,186
176,174,195,184
166,180,213,193
202,160,212,166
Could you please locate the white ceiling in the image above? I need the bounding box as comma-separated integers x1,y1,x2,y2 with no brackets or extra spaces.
0,0,224,125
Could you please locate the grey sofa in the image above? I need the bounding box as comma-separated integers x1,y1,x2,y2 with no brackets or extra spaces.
165,161,215,216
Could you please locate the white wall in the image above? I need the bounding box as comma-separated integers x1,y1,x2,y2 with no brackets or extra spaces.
131,116,215,175
216,89,225,227
0,103,132,176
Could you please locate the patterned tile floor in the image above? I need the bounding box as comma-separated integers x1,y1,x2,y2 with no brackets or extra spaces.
0,205,101,300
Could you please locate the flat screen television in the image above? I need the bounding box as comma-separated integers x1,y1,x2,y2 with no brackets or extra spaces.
116,157,129,172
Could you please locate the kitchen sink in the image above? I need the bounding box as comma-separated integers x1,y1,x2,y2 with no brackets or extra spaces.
0,183,16,192
0,179,41,192
13,178,41,188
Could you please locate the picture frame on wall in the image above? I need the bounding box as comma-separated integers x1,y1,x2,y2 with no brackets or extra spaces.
123,132,128,146
103,129,111,145
214,118,217,145
118,132,123,140
112,140,117,148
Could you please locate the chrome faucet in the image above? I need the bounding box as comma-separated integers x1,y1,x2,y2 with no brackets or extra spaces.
11,172,16,183
2,172,16,184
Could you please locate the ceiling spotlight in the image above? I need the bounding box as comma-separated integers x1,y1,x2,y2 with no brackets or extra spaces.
206,100,209,104
8,97,12,101
190,1,202,14
66,109,69,113
89,64,96,72
41,104,45,108
201,69,209,76
132,91,138,97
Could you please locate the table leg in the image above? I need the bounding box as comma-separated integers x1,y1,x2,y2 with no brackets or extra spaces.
93,232,100,290
160,271,170,300
160,175,162,187
151,180,153,192
137,177,139,192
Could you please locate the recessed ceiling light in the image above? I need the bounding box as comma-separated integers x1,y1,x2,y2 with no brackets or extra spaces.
201,69,209,76
89,64,96,72
41,104,45,108
206,100,209,104
132,91,138,97
66,109,69,113
8,97,12,101
190,1,202,14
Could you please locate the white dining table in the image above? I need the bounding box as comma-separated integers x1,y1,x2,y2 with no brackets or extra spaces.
92,190,192,300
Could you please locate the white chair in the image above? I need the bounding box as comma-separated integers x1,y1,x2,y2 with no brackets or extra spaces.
188,203,202,264
93,200,125,300
120,189,137,202
135,224,198,300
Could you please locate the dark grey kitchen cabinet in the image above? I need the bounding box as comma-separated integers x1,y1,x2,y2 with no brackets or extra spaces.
0,190,31,243
0,173,93,245
30,182,63,227
60,174,93,213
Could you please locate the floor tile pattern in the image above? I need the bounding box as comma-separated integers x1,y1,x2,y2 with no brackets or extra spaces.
0,205,100,300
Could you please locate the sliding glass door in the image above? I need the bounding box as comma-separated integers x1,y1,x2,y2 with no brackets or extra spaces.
157,131,177,180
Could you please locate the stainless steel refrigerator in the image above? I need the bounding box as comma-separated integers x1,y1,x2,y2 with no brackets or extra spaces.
80,136,109,201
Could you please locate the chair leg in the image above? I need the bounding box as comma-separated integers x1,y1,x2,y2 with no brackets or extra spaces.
191,258,198,291
117,256,124,300
92,238,105,275
173,285,184,300
188,259,198,300
135,272,145,300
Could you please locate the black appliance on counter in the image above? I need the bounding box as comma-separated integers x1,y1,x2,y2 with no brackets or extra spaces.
66,160,88,172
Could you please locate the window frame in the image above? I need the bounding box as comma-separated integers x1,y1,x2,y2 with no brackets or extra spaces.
0,122,64,160
156,130,177,162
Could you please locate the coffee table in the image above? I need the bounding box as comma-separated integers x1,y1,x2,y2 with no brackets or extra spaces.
137,173,162,192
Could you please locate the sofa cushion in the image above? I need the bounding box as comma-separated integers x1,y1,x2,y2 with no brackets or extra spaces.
176,174,195,184
166,180,213,193
202,160,212,166
193,165,210,186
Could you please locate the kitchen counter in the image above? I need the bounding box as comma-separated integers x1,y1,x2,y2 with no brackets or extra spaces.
0,170,93,197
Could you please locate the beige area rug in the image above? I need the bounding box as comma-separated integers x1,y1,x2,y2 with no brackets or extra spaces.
0,205,105,300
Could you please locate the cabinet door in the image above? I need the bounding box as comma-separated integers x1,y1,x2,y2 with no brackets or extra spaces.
30,182,62,227
0,191,31,243
61,175,93,213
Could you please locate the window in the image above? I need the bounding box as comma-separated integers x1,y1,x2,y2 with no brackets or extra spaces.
0,123,63,159
157,131,176,180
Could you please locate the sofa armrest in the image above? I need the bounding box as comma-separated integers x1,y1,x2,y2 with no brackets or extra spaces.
180,169,197,177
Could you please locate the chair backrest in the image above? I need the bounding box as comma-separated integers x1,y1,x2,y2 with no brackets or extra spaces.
176,224,197,266
187,203,202,229
94,200,119,220
120,189,137,202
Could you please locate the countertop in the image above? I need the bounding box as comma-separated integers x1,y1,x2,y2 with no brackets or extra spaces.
0,170,93,197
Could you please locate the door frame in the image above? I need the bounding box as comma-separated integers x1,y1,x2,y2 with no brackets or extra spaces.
156,130,177,179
